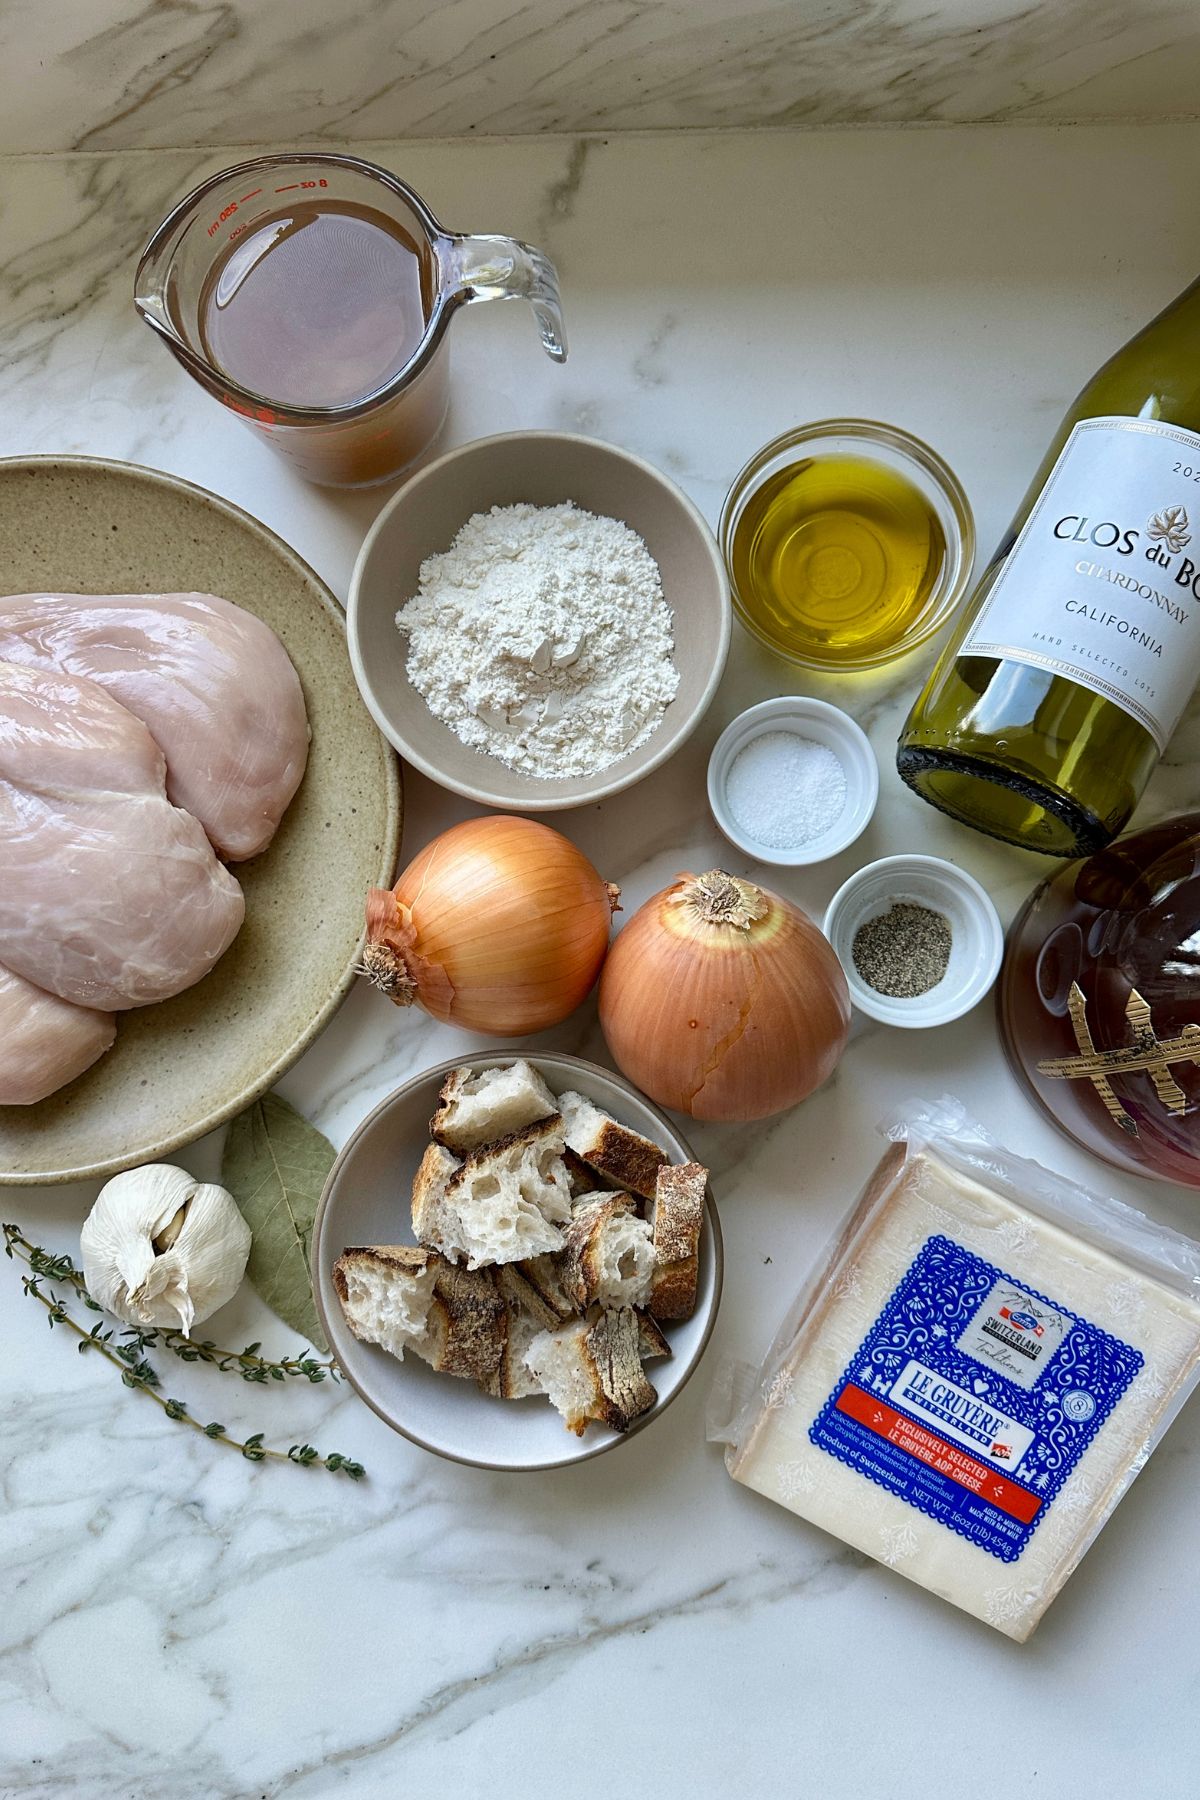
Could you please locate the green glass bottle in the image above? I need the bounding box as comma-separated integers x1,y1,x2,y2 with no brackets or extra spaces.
897,278,1200,856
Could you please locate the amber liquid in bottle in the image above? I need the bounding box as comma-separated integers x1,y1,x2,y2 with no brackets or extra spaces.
999,813,1200,1186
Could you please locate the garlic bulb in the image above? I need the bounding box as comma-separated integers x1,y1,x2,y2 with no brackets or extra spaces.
80,1164,251,1334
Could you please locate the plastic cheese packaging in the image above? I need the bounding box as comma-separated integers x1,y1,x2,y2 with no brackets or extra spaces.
709,1100,1200,1640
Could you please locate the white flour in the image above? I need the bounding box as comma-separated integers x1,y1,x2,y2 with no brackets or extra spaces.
395,501,680,779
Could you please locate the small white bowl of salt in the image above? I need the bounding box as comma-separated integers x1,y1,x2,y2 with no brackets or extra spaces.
707,696,878,867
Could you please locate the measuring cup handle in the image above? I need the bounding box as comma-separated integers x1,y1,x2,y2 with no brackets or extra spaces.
442,233,567,362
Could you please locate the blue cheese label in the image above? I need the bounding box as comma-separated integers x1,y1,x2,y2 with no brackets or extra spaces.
888,1361,1036,1470
809,1236,1144,1562
957,1279,1068,1389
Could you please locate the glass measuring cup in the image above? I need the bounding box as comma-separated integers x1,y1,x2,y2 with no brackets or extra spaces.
134,152,567,488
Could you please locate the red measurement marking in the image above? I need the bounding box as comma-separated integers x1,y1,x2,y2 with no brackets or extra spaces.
274,183,300,192
208,198,240,235
239,187,262,202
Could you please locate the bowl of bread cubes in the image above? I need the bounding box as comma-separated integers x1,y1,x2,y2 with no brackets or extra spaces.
313,1051,722,1469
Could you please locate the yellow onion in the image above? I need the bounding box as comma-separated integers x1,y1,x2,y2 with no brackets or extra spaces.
361,815,619,1036
599,869,849,1121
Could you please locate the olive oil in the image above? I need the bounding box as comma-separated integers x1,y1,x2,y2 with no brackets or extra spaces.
730,454,947,666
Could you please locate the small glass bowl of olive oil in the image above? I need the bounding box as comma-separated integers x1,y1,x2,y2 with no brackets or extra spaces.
720,420,974,671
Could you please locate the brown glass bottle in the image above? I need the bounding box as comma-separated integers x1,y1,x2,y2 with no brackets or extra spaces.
999,811,1200,1185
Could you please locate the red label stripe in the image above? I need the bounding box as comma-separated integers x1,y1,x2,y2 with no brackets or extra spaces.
834,1382,1043,1525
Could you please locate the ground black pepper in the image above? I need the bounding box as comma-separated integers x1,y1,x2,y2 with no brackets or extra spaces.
851,902,952,998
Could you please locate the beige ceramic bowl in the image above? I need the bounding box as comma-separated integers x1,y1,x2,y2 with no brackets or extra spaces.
0,457,401,1186
312,1051,723,1471
347,432,731,809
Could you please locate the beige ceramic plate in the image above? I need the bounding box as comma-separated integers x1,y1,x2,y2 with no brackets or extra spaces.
0,457,401,1186
347,432,731,810
312,1052,723,1471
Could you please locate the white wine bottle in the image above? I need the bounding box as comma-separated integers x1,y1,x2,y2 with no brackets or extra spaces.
897,280,1200,855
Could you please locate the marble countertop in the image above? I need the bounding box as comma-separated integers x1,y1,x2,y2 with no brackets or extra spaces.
4,125,1200,1797
6,0,1200,150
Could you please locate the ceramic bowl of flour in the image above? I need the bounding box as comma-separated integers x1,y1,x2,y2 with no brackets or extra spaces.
347,431,731,809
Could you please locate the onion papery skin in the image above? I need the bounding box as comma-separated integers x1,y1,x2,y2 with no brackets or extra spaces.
364,815,616,1036
598,870,850,1121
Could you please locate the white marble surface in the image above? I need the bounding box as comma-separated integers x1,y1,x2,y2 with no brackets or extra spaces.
4,125,1200,1795
3,0,1200,151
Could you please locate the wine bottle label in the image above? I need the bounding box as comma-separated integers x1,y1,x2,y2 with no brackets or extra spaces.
961,415,1200,750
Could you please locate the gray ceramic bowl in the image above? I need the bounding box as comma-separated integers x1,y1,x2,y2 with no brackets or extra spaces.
312,1052,723,1470
347,432,731,810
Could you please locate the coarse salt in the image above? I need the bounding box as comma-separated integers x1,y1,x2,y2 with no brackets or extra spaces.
724,730,847,848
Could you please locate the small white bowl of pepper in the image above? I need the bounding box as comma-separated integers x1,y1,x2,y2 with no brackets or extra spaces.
823,853,1003,1029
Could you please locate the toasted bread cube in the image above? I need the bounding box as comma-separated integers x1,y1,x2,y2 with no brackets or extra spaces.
431,1059,558,1153
557,1089,668,1201
333,1245,507,1392
648,1162,706,1322
524,1306,659,1435
558,1192,655,1311
416,1117,571,1269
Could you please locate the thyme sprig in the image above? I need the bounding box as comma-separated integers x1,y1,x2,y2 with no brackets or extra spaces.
4,1226,339,1383
3,1224,364,1479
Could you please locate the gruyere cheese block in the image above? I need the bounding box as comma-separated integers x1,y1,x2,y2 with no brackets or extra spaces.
727,1143,1200,1640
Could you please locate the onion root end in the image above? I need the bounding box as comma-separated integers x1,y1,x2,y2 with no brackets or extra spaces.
359,942,418,1007
674,869,768,931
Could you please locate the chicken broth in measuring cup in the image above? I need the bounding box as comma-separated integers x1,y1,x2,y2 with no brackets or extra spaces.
199,199,435,411
136,154,567,486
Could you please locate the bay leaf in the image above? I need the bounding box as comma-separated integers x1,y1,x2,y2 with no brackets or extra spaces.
222,1092,333,1353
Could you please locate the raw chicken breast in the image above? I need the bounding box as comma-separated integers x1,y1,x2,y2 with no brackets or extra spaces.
0,591,309,861
0,661,245,1010
0,964,115,1105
